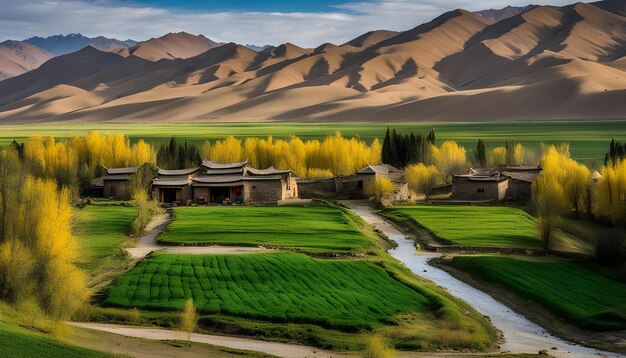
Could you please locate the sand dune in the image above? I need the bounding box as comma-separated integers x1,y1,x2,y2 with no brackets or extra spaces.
0,1,624,123
113,32,221,61
0,41,52,80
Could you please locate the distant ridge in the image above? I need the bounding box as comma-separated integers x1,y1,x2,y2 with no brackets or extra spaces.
474,5,537,21
24,33,137,56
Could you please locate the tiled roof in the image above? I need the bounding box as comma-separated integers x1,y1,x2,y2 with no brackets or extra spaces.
247,166,290,176
201,159,248,169
104,174,131,181
206,168,244,175
105,166,138,175
357,164,403,174
158,167,199,176
192,175,244,184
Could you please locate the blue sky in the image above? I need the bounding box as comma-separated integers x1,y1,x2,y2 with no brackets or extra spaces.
0,0,589,47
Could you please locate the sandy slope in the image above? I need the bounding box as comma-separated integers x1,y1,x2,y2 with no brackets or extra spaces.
0,1,624,123
0,41,52,80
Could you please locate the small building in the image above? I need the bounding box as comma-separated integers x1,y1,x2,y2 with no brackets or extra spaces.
151,160,298,205
499,165,542,202
451,166,543,202
102,166,137,200
298,164,408,202
451,169,509,202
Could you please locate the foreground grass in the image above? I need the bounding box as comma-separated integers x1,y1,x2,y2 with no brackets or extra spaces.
447,255,626,331
74,205,137,273
105,252,429,330
0,303,113,358
382,206,540,249
159,206,373,252
1,120,624,162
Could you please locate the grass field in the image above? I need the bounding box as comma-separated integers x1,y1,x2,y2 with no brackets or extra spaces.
105,252,428,329
1,121,624,163
158,206,373,252
382,206,540,249
447,255,626,331
0,322,111,358
74,205,137,272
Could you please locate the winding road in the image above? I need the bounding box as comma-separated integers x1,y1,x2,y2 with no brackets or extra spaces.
347,202,619,358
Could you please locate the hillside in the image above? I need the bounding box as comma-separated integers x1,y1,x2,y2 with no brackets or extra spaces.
0,1,624,123
0,41,52,80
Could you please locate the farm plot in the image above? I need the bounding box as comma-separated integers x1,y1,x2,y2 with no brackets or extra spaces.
447,255,626,331
74,205,137,272
105,252,429,329
382,206,540,249
158,206,372,252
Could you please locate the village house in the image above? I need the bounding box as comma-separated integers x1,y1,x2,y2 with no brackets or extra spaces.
151,159,298,205
94,166,138,200
298,164,409,202
451,166,543,202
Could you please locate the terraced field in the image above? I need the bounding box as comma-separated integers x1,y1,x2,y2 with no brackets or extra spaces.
382,206,540,249
158,206,372,252
74,205,137,272
105,252,429,329
447,255,626,331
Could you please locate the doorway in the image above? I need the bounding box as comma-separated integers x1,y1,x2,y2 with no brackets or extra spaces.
210,187,230,204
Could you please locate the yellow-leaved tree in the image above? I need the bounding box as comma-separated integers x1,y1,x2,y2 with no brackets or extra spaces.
595,159,626,226
433,141,467,183
365,177,395,204
532,144,590,251
405,164,442,202
0,149,88,319
181,298,197,341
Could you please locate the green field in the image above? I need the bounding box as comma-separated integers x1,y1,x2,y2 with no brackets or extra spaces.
74,205,137,272
1,121,624,163
0,322,110,358
382,206,540,248
158,206,373,252
447,256,626,331
105,252,428,329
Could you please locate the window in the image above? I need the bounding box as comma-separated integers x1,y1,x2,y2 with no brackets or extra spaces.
286,179,291,190
252,185,257,190
358,180,363,190
477,188,485,193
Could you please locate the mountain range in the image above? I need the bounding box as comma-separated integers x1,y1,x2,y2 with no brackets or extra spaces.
0,0,624,123
24,34,138,56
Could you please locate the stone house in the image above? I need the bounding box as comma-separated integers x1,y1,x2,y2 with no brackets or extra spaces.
151,160,298,205
298,164,409,202
100,166,138,200
451,166,543,202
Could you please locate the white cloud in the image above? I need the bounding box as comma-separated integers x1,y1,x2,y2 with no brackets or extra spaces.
0,0,590,47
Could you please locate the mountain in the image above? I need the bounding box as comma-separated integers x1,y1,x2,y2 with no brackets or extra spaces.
0,41,52,80
111,32,220,62
475,5,536,21
24,33,137,56
0,1,624,124
245,44,273,52
592,0,626,16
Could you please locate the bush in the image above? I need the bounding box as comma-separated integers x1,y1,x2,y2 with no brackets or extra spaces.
364,336,396,358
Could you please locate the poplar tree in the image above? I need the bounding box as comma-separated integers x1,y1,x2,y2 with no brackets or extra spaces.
475,139,486,167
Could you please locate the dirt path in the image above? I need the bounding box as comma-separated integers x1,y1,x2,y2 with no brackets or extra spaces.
68,322,349,358
346,202,618,358
126,212,272,259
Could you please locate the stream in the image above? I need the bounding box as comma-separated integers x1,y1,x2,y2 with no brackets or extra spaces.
348,203,620,358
